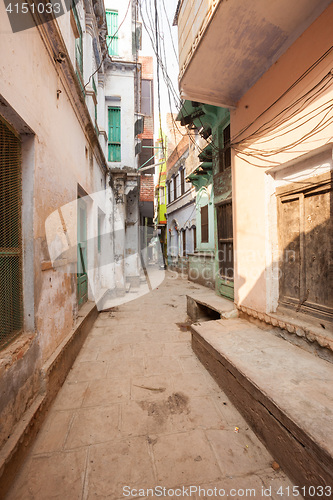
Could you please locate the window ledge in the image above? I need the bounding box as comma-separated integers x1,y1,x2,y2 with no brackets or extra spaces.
167,188,194,207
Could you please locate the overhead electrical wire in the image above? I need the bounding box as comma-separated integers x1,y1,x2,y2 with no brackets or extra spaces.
231,45,333,143
233,72,333,147
140,0,333,173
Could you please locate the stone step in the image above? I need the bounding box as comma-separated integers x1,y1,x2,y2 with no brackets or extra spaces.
187,290,236,322
190,318,333,497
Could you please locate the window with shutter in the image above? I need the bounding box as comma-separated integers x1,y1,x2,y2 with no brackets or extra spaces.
141,80,152,116
108,107,121,162
0,118,23,349
72,1,83,78
201,205,209,243
106,10,119,56
173,176,177,200
219,123,231,172
180,168,185,195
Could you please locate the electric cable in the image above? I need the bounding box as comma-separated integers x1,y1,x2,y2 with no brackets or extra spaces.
231,46,333,143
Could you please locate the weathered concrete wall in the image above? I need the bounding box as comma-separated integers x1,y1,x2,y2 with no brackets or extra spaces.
0,335,41,449
0,0,109,474
188,252,215,289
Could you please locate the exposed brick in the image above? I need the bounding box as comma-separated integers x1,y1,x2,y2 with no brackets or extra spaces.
166,135,189,172
140,175,154,202
139,56,154,79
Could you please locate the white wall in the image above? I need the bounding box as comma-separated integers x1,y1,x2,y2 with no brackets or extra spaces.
105,66,136,169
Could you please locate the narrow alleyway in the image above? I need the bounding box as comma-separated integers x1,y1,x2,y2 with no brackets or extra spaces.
7,273,295,500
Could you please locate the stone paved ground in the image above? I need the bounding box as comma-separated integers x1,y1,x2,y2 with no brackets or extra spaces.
7,272,297,500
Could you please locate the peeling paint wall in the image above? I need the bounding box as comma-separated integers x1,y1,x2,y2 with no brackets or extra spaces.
0,1,110,455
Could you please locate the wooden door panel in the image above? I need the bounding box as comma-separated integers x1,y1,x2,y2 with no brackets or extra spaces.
304,188,332,309
279,198,300,302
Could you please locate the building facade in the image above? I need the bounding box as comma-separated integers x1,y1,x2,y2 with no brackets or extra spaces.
103,0,142,292
155,133,167,267
0,0,153,490
175,0,333,327
175,102,232,295
0,0,112,490
138,56,155,260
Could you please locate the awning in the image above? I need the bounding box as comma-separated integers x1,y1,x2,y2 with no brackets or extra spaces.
198,143,213,163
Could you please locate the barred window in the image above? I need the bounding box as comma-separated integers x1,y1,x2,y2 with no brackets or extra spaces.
0,118,23,349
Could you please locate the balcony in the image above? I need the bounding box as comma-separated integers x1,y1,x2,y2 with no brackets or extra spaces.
175,0,331,107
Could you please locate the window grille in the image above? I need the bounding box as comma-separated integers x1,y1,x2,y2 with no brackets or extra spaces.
139,138,154,168
0,119,23,349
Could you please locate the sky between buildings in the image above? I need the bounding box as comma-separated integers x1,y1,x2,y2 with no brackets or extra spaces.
140,0,180,137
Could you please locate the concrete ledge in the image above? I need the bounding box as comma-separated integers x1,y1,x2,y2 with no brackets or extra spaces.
187,288,236,322
42,301,98,405
0,302,98,497
238,305,333,363
191,318,333,497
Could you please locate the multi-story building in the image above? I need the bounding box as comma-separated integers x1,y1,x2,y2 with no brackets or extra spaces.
103,0,142,291
175,0,333,324
138,56,155,257
175,0,333,489
176,101,233,297
155,133,167,266
165,115,196,274
0,0,153,491
0,0,112,491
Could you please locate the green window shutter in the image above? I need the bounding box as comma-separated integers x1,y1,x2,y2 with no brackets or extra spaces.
106,10,118,56
0,118,23,349
94,104,98,134
108,107,121,162
72,1,83,76
97,214,102,253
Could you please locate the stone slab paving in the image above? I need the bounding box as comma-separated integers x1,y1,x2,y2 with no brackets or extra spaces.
6,273,298,500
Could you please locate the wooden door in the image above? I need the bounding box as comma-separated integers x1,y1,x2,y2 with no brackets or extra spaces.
216,201,234,300
278,174,332,320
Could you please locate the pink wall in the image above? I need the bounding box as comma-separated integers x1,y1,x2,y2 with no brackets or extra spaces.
231,3,333,312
